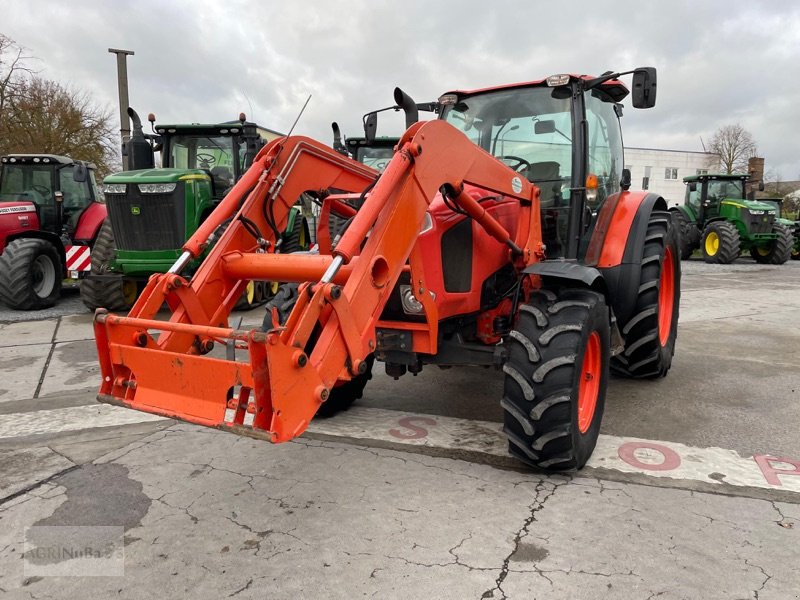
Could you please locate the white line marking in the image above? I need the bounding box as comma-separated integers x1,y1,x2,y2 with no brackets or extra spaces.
0,404,166,439
3,403,797,494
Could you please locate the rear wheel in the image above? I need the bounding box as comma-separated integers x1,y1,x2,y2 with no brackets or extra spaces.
0,238,62,310
749,223,793,265
671,209,697,260
701,221,740,264
80,218,135,312
612,210,680,379
502,288,610,471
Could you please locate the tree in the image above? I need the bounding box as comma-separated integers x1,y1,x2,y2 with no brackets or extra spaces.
0,33,34,138
3,77,117,176
0,33,117,178
707,124,758,174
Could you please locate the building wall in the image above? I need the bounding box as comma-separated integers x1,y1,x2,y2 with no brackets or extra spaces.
624,147,719,207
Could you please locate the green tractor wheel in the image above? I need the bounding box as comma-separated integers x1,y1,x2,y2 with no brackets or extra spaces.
671,210,697,260
750,224,793,265
701,221,740,264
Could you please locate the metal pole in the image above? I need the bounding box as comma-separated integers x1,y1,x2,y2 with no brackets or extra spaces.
108,48,134,170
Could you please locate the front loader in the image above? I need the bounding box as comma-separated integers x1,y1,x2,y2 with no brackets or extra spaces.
94,67,680,470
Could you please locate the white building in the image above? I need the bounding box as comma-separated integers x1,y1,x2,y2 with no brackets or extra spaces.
624,147,719,207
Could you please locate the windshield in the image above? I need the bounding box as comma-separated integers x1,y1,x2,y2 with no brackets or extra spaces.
355,146,395,172
707,179,745,201
442,87,573,188
168,135,237,174
0,164,55,205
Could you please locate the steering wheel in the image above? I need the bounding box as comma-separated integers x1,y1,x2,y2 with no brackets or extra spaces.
31,184,51,197
498,155,531,172
196,152,217,168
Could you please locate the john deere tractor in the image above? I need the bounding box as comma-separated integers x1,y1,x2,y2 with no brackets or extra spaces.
80,109,308,311
671,173,793,264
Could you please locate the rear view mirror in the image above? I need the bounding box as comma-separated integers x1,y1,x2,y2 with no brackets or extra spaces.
73,163,87,183
534,120,556,135
364,112,378,144
631,67,657,109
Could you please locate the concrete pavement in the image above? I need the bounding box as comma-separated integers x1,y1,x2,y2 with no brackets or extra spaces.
0,258,798,598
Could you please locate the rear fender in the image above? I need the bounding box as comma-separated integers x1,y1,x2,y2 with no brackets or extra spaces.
586,191,668,325
73,202,107,243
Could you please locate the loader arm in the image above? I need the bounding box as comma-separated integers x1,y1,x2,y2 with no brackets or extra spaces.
94,120,540,443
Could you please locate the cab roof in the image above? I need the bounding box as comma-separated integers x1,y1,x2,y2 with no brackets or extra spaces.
683,173,749,183
442,74,630,103
0,154,96,168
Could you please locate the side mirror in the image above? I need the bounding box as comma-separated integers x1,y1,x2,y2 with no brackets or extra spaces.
73,163,88,183
534,120,556,135
621,168,631,191
631,67,657,109
758,181,765,192
364,112,378,144
688,182,697,192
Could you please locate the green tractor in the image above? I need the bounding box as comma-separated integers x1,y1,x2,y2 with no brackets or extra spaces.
671,173,793,264
81,109,308,311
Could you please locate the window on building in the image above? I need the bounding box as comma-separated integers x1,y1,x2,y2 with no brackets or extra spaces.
665,168,678,180
696,169,708,175
642,166,651,190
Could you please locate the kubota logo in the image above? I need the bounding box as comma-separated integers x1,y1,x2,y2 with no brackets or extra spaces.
131,206,141,215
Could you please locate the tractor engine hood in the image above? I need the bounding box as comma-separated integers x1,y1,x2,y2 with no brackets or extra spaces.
0,200,39,215
104,168,211,184
722,199,778,214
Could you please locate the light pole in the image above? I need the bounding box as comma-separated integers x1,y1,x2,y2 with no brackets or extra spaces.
108,48,134,170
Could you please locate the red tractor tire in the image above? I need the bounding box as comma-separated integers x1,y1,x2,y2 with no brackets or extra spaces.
502,288,610,471
0,238,63,310
612,210,680,379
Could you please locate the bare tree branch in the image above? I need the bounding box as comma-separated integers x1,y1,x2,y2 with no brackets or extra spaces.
707,124,758,174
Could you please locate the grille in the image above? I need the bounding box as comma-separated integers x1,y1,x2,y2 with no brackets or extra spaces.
106,184,186,251
745,210,774,235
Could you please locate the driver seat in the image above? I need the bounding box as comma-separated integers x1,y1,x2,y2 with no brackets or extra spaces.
525,161,561,207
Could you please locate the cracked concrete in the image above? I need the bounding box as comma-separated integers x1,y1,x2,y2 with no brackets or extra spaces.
0,425,797,599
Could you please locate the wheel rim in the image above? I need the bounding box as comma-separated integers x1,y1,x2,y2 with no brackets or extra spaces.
32,255,56,298
658,246,675,346
577,331,601,434
122,281,138,306
245,281,255,304
755,245,770,257
704,231,719,255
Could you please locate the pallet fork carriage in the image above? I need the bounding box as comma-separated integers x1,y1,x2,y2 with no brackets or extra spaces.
94,68,680,470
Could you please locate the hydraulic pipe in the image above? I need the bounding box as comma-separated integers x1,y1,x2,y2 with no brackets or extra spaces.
220,252,355,284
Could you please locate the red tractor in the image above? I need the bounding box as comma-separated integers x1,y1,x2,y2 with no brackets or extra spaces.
94,67,679,470
0,154,106,309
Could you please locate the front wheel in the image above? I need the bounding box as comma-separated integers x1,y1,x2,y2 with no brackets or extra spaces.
749,223,793,265
0,238,62,310
612,210,680,379
80,218,136,312
502,288,610,471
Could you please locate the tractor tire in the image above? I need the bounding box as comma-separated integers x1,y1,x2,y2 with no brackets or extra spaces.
502,288,609,471
261,281,373,417
611,210,680,379
317,354,375,418
701,221,740,264
749,223,793,265
80,218,136,312
0,238,62,310
671,209,697,260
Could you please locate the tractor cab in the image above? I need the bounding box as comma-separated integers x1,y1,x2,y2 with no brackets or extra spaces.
437,71,653,259
156,122,280,200
0,154,100,238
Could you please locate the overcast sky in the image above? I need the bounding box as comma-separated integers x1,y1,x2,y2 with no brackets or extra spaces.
2,0,799,179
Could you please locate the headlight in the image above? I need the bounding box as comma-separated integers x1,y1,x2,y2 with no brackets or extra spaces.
138,183,177,194
102,183,127,194
400,284,424,315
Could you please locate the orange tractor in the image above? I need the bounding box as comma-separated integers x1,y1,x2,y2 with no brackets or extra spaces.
94,67,679,470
